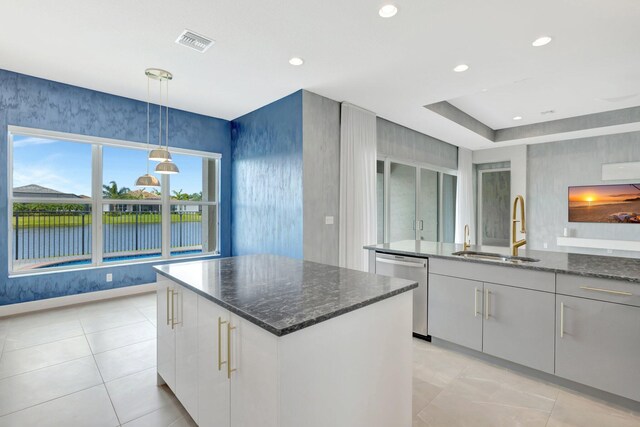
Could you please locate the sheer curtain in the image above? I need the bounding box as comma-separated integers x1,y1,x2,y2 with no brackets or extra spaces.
455,147,475,245
339,103,377,271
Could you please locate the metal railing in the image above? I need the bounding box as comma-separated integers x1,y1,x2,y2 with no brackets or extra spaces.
13,209,203,262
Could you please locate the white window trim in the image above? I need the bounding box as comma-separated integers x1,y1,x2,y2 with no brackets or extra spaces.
7,126,222,276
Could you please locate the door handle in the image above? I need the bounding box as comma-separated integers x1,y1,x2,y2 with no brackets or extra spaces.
166,287,171,325
170,290,180,329
474,287,478,317
227,321,237,379
484,289,490,320
560,302,565,338
419,220,424,230
375,257,426,268
218,317,227,371
579,286,632,296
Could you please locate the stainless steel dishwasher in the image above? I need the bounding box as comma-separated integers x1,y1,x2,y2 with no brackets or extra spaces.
374,252,429,339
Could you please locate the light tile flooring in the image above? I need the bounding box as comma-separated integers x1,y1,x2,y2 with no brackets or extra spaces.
0,292,195,427
0,293,638,426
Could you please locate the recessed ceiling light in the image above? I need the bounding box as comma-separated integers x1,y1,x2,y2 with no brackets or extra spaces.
453,64,469,73
513,116,523,121
481,88,488,92
532,36,552,47
289,57,304,66
379,4,398,18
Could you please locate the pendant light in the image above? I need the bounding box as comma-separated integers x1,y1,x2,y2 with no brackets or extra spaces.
150,69,180,174
135,72,161,187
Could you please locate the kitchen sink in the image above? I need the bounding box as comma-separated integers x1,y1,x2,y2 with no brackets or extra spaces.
451,251,540,263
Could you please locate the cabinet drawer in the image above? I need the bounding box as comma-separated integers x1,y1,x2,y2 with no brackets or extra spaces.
557,274,640,307
429,258,555,293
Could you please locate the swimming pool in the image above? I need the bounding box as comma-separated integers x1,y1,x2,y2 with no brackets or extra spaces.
37,250,203,268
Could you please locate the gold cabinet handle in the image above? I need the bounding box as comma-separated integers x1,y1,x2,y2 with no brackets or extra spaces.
166,287,171,325
579,286,632,297
560,302,565,338
474,287,478,317
218,317,228,371
227,321,237,379
170,290,177,329
484,288,490,320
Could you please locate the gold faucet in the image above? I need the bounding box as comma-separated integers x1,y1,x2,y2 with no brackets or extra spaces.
511,195,526,256
463,224,471,251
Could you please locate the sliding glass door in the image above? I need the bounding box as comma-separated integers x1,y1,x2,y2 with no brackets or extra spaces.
379,159,457,243
389,162,417,241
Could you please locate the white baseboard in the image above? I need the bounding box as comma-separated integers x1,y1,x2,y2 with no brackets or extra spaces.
0,283,157,318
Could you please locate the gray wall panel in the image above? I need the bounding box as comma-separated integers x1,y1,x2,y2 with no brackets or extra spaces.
302,91,340,265
377,117,458,170
527,131,640,257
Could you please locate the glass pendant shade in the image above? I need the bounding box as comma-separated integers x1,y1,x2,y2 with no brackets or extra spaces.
149,148,172,162
155,160,180,175
135,173,160,187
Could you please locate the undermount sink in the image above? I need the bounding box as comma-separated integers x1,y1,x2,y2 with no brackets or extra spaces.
451,250,540,264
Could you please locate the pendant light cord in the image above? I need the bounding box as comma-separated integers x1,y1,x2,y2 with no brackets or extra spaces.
146,76,150,174
165,77,169,151
158,76,163,150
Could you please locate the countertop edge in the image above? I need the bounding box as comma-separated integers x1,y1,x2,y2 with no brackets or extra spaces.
153,266,418,337
365,245,640,284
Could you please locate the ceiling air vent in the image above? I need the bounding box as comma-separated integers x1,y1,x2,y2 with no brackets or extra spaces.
175,30,214,53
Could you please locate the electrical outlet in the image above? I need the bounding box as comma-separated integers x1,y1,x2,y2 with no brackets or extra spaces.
106,273,113,282
543,242,548,249
325,216,334,225
607,249,613,254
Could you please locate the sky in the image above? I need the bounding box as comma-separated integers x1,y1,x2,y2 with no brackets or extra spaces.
13,135,205,197
569,184,640,203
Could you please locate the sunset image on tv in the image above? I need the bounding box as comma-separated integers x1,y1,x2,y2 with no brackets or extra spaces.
568,184,640,223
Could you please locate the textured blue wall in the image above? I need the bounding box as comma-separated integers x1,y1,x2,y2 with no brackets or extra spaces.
0,69,232,305
231,91,303,258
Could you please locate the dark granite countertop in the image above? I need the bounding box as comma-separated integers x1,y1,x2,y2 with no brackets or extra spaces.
364,240,640,284
153,254,417,337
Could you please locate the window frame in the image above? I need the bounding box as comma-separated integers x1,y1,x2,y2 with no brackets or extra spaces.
7,125,221,276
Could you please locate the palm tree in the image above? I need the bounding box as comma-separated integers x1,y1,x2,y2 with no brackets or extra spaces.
102,181,131,199
171,189,190,201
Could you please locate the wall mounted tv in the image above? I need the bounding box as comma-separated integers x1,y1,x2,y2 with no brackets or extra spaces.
568,184,640,223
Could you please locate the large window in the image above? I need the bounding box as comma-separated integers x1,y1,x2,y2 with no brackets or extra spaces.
377,157,457,244
8,127,220,274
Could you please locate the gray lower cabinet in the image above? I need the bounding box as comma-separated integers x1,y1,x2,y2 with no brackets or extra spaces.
483,283,555,373
556,295,640,402
428,273,483,351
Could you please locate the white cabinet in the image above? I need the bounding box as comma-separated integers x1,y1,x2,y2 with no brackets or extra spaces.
428,268,555,373
483,283,555,373
157,274,413,427
157,277,176,392
157,280,199,420
556,294,640,402
229,314,279,427
197,296,231,427
428,274,482,351
175,285,199,420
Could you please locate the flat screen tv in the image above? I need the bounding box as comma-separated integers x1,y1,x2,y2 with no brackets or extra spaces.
568,184,640,223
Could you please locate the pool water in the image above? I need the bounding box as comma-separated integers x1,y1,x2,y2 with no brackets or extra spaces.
38,250,203,268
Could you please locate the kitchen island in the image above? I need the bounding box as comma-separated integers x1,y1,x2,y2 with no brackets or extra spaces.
366,240,640,406
154,254,418,427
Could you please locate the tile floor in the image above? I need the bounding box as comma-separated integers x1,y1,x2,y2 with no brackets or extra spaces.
0,292,638,426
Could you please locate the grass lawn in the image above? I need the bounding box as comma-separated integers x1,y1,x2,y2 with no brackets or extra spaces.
13,212,202,228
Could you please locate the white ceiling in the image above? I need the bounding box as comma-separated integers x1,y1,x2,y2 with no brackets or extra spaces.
1,0,639,150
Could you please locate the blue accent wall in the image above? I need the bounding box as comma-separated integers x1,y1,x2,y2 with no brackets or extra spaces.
231,91,303,258
0,69,232,305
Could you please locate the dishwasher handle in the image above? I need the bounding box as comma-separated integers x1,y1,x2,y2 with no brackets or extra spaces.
375,257,426,268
